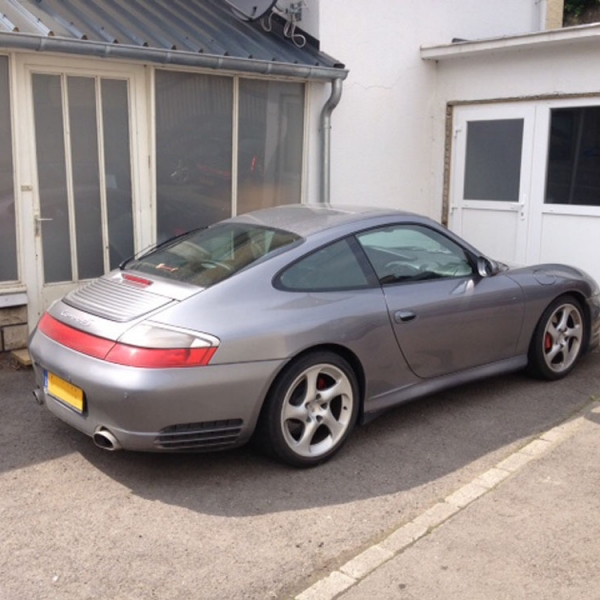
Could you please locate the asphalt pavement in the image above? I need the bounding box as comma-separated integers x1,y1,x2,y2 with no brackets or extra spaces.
298,365,600,600
1,350,599,600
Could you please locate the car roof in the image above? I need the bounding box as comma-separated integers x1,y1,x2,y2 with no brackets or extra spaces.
229,204,417,237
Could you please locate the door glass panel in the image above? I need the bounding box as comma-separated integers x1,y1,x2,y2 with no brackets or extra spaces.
546,106,600,206
357,225,473,284
155,70,233,242
0,55,17,281
68,76,103,279
33,74,135,284
238,79,304,214
102,79,134,268
32,74,71,283
464,119,523,201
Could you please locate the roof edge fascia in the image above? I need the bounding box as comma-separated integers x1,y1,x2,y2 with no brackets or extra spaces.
0,31,348,81
421,22,600,61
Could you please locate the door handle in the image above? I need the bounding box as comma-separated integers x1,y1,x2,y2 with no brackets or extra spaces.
394,310,416,323
34,215,53,236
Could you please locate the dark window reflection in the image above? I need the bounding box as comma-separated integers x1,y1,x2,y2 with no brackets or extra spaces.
238,79,304,214
464,119,523,202
0,56,17,281
102,79,134,268
155,70,233,242
32,74,72,284
68,77,103,279
546,106,600,206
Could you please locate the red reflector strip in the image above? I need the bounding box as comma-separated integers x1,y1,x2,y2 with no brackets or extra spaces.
105,344,217,368
38,313,115,359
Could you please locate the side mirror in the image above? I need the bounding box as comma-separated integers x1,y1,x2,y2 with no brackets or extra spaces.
477,256,500,278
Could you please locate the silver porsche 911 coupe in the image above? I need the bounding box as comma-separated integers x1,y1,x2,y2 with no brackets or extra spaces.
29,205,600,467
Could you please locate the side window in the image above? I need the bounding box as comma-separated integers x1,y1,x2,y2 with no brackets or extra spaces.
356,225,473,285
278,239,369,291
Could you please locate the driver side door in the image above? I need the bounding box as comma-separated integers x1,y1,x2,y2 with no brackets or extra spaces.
356,224,525,379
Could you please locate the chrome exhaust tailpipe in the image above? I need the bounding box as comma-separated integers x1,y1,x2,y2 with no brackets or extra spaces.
93,427,122,451
32,388,45,406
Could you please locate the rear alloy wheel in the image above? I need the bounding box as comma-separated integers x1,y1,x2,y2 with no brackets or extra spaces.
529,295,585,380
261,352,359,467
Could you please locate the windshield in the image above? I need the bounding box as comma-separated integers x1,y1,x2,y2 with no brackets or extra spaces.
125,223,301,287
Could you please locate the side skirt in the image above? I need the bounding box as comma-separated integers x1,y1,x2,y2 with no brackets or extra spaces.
361,355,528,424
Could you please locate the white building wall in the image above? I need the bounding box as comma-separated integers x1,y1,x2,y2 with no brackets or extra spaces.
311,0,547,217
426,30,600,283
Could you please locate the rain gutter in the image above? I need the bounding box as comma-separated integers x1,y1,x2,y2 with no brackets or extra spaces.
0,31,348,81
319,77,343,204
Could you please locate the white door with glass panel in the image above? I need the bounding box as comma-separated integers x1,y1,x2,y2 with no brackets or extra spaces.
449,105,536,265
24,65,147,319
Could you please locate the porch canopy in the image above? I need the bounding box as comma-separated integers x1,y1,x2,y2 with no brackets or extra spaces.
0,0,347,81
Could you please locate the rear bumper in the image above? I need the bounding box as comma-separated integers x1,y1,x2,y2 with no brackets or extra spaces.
29,329,285,452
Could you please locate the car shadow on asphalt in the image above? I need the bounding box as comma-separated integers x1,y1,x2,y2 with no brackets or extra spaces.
2,352,599,516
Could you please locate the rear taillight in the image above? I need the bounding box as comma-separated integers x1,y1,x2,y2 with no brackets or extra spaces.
109,322,219,368
37,314,219,368
104,345,216,368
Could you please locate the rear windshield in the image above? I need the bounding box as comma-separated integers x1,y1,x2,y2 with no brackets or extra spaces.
125,223,301,287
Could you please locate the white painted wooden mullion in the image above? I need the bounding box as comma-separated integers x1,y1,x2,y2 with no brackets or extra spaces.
61,74,79,282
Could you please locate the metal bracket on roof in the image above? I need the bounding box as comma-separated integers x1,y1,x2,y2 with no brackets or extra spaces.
262,1,307,48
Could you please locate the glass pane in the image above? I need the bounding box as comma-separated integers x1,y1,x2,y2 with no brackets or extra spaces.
33,74,71,283
0,56,17,281
546,106,600,206
464,119,523,201
127,223,299,288
238,79,304,214
155,70,233,242
278,239,369,290
68,77,103,279
102,79,134,269
357,225,473,284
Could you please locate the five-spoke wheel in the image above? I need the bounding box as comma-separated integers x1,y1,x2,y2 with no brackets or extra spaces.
259,352,359,467
529,295,585,380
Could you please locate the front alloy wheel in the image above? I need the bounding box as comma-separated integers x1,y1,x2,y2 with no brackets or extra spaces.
529,295,585,380
260,352,359,467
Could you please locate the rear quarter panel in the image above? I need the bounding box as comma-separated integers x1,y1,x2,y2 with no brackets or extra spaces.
148,258,418,403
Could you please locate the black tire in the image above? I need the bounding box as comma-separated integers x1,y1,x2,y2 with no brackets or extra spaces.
258,352,360,468
528,295,585,381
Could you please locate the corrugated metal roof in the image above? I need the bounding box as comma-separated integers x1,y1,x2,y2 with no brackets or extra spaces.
0,0,346,79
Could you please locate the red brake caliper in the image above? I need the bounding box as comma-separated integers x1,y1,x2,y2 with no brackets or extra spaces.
317,376,327,391
544,332,553,352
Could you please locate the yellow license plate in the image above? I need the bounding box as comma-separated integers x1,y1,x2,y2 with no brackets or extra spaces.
45,371,84,413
